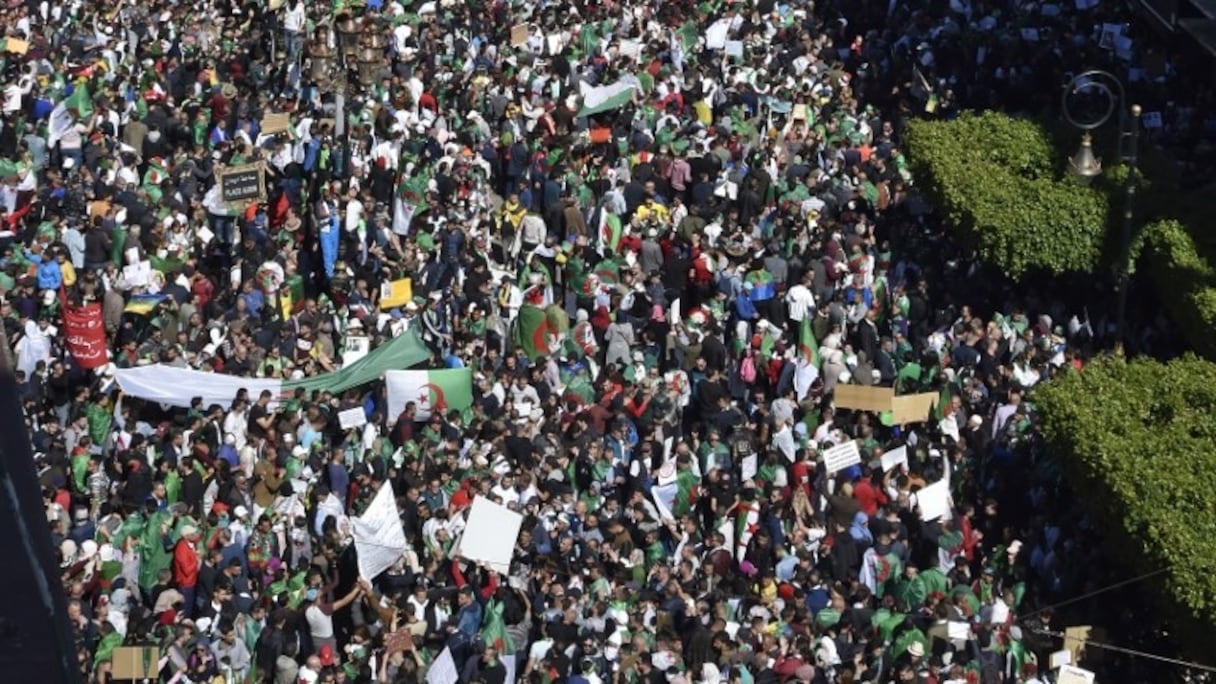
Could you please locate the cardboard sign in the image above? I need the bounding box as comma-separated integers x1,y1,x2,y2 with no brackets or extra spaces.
881,446,909,472
510,24,529,47
822,440,862,474
834,385,895,413
217,164,266,204
261,112,291,135
1063,626,1100,665
5,39,29,56
339,407,368,430
890,392,939,424
384,629,415,657
111,646,159,680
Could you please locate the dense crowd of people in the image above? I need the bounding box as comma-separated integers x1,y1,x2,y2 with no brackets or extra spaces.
8,0,1210,682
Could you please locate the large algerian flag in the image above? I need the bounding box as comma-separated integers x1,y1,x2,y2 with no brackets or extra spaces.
113,328,434,408
577,80,638,118
385,368,473,422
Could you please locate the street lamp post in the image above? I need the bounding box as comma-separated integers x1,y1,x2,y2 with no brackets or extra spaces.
1061,70,1141,352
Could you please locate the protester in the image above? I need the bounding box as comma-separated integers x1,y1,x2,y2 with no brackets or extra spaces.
12,0,1201,682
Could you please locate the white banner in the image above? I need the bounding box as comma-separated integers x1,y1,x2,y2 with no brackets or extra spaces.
114,365,283,409
352,482,407,581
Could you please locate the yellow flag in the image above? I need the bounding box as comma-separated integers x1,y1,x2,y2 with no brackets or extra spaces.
380,278,413,309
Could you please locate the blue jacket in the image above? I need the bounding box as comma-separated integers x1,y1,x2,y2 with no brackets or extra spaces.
455,602,483,637
34,255,62,291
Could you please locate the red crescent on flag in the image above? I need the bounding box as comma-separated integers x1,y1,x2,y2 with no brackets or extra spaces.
532,320,552,356
420,383,448,412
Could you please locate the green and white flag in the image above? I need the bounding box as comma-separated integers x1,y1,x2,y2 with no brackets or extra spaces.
385,368,474,422
577,80,638,118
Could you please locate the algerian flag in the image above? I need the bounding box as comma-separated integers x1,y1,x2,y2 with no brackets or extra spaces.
65,83,93,119
794,317,820,400
385,368,474,422
597,210,622,256
577,80,638,118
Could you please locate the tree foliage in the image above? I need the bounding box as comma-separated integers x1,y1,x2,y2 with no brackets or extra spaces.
1036,356,1216,628
905,112,1113,279
1143,220,1216,361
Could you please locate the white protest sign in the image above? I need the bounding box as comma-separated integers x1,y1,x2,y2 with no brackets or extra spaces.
339,407,368,430
456,496,523,575
917,479,953,521
725,41,744,58
123,260,152,287
351,482,408,581
426,647,460,684
342,335,370,367
881,446,909,472
822,440,861,474
947,621,970,640
1057,665,1096,684
1050,649,1073,670
706,20,729,50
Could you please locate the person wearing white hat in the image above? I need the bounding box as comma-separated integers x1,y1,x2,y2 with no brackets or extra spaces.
174,524,202,617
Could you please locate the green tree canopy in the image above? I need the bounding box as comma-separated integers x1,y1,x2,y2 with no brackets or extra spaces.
905,112,1113,279
1036,356,1216,631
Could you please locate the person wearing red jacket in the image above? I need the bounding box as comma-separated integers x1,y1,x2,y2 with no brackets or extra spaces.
173,524,203,617
852,473,889,517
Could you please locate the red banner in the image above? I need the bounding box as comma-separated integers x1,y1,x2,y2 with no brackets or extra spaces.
62,302,108,369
